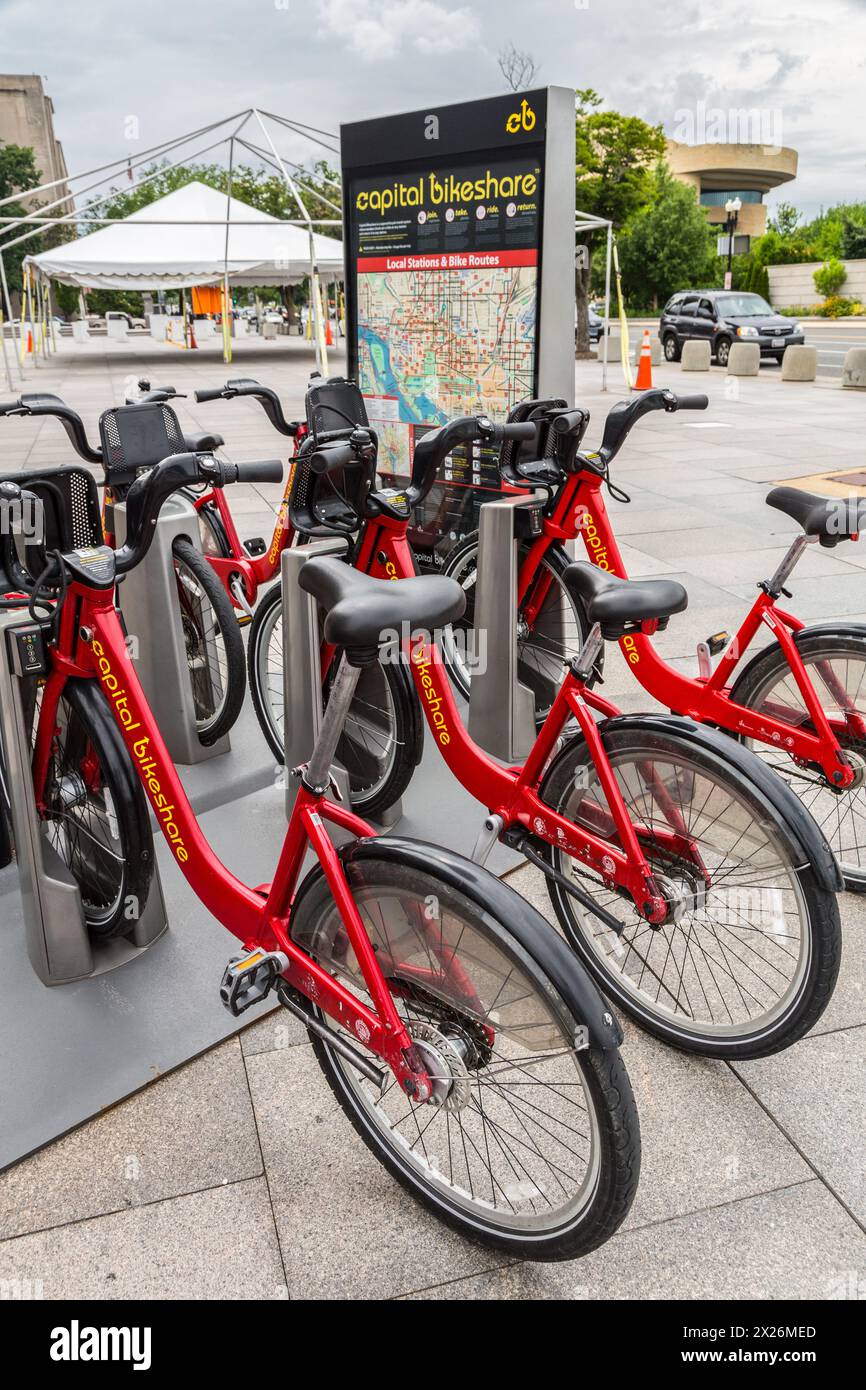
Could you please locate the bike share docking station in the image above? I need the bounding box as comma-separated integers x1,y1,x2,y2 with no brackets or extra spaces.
0,477,285,1170
114,494,230,766
468,491,555,763
0,610,168,986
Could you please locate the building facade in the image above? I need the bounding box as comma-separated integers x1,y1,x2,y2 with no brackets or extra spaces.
666,140,798,252
0,74,70,210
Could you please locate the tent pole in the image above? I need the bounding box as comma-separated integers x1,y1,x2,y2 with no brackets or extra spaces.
602,223,612,394
0,301,13,390
222,136,236,366
0,252,23,382
251,109,328,373
46,281,58,352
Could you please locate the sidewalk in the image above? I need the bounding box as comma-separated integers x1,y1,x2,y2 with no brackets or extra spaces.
0,342,863,1299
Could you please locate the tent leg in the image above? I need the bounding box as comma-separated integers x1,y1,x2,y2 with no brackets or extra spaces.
0,253,23,382
222,275,232,365
602,225,612,394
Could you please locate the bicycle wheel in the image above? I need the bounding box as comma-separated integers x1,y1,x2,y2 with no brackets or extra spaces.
290,848,639,1259
731,629,866,892
37,678,154,940
172,538,245,745
247,581,420,818
540,724,841,1058
441,533,596,720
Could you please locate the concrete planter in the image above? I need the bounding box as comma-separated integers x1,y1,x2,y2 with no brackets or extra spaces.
727,342,760,376
781,345,817,381
842,348,866,389
681,340,711,371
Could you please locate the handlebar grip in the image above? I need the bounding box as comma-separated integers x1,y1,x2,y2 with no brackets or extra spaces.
675,394,709,410
309,442,354,475
194,388,227,403
551,409,588,436
223,459,284,485
491,421,537,443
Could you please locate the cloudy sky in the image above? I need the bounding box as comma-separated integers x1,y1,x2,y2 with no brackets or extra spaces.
2,0,864,217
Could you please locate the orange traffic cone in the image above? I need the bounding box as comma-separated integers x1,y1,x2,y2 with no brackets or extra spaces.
634,328,653,391
325,317,333,348
26,329,33,355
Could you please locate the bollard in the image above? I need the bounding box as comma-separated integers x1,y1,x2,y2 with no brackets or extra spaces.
842,347,866,389
781,345,817,381
726,342,760,376
681,340,711,371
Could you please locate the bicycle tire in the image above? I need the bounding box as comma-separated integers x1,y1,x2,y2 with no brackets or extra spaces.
290,843,640,1259
39,677,155,940
171,537,245,745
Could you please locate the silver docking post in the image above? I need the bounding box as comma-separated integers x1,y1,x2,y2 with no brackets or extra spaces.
0,612,167,985
468,493,546,762
115,495,230,765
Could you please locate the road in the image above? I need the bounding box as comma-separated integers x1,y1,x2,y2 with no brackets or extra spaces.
622,318,866,379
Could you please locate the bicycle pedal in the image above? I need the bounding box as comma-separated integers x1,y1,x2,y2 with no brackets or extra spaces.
219,949,288,1016
705,631,730,657
244,536,267,556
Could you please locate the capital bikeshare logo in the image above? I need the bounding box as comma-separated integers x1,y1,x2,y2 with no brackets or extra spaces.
91,637,190,863
411,640,451,746
506,99,536,134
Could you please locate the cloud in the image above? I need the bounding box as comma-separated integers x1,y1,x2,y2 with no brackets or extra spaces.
316,0,480,61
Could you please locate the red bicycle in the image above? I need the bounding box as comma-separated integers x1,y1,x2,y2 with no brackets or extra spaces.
440,387,866,892
248,407,842,1058
0,454,640,1260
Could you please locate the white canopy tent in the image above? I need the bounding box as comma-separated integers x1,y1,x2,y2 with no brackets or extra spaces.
24,181,344,291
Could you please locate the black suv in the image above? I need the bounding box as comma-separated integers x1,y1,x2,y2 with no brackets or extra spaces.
658,291,805,367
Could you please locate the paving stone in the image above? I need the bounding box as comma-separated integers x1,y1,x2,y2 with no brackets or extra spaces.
734,1026,866,1223
398,1182,866,1300
245,1043,496,1299
0,1040,262,1240
0,1178,285,1299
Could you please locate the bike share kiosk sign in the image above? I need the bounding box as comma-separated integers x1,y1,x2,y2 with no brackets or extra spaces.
341,87,575,564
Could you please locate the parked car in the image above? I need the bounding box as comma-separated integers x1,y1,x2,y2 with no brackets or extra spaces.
658,290,805,366
575,305,608,344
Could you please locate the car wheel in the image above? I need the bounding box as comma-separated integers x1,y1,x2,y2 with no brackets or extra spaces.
715,337,732,367
663,334,681,362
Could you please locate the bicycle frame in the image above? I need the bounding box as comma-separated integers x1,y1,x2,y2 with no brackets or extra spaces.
335,513,693,925
513,466,863,790
191,462,298,608
30,576,462,1096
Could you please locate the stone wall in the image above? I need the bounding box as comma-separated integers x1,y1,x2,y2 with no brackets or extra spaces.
768,260,866,308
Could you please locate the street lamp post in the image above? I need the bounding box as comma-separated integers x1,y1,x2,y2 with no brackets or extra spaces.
724,197,742,290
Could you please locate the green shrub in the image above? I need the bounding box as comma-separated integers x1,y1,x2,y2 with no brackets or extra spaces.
813,258,847,297
816,295,862,318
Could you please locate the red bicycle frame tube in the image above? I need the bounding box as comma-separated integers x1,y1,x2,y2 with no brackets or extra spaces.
517,468,862,788
192,472,298,609
347,513,673,922
34,578,452,1094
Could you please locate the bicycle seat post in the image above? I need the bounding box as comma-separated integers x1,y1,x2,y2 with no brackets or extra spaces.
302,654,362,793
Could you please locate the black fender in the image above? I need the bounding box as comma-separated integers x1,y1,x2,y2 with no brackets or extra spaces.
292,834,624,1052
575,713,842,894
63,677,156,900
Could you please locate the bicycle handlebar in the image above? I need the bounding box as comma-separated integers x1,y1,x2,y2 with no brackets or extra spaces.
596,388,708,465
193,378,300,436
408,416,536,502
0,393,103,463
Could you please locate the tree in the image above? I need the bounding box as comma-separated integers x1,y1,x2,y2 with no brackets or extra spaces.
840,215,866,260
813,258,847,297
573,90,666,353
769,202,801,237
617,165,715,309
497,44,539,92
0,141,40,297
